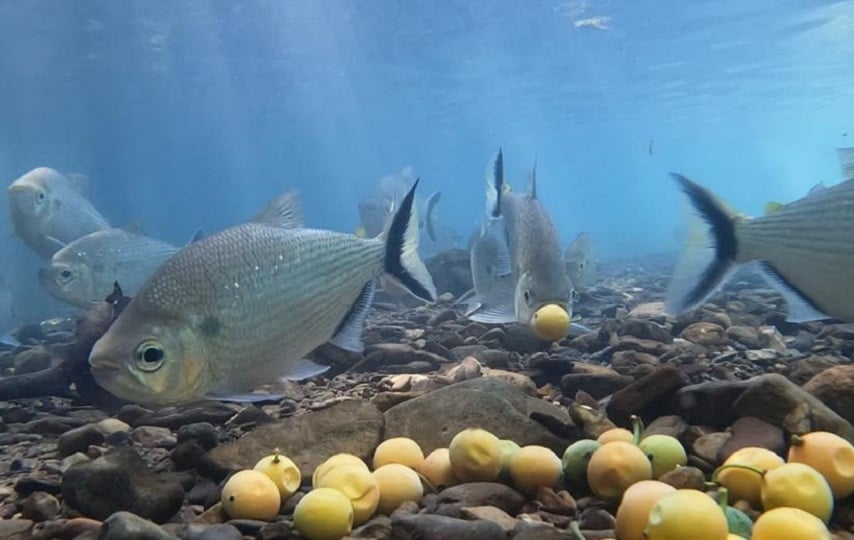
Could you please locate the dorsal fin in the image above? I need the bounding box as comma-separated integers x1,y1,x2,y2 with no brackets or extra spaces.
485,149,504,218
529,156,538,199
65,173,90,192
250,191,302,228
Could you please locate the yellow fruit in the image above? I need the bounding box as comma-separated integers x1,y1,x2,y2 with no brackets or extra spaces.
312,454,369,487
315,464,379,526
253,452,302,500
615,480,677,540
787,431,854,498
727,535,745,540
419,448,458,490
508,445,562,495
293,487,354,540
760,463,833,522
448,428,503,482
372,463,423,514
587,441,652,501
752,507,831,540
373,437,425,470
597,428,634,444
715,447,784,508
532,303,570,340
644,489,729,540
221,469,281,521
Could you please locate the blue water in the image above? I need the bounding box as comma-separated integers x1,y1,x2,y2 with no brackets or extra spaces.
0,0,852,323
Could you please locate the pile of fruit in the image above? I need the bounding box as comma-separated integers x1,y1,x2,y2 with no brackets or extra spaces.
215,419,854,540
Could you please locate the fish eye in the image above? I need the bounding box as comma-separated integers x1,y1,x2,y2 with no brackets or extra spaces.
57,269,74,284
523,290,531,303
135,340,166,372
35,191,45,204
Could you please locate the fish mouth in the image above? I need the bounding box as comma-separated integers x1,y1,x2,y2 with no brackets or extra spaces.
88,358,121,379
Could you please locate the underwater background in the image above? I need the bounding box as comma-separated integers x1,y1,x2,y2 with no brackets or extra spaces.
0,0,852,326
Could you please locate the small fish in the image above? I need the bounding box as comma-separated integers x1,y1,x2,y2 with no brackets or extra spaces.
666,173,854,323
88,183,436,407
648,139,655,156
38,228,184,308
457,219,514,316
0,271,16,337
468,150,574,341
565,232,598,292
357,166,441,241
7,167,111,260
574,16,611,30
838,147,854,180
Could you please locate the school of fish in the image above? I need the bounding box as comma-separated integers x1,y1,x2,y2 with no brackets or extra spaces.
3,146,854,405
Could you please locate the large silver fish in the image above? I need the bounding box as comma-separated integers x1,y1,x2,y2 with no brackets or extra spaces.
565,232,597,292
467,150,574,341
88,183,437,407
667,173,854,322
7,167,111,260
358,166,442,241
38,228,200,309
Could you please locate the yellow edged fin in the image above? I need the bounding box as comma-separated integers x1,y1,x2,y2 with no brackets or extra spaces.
764,201,783,215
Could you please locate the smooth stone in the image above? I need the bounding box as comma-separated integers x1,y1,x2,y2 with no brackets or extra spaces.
391,513,507,540
99,511,173,540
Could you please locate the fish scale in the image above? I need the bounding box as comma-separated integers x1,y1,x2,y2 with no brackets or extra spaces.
131,223,385,391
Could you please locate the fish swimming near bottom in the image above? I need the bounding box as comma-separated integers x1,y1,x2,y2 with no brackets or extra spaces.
7,167,111,260
457,219,514,316
88,182,437,407
467,150,575,341
565,232,597,292
666,173,854,322
38,228,192,309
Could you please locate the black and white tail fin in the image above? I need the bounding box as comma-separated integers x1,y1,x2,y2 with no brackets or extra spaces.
485,148,504,219
382,179,438,303
665,173,740,316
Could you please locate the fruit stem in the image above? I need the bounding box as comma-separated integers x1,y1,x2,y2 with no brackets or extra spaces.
717,486,730,510
272,448,281,464
711,463,766,484
569,520,585,540
790,434,804,447
630,414,644,445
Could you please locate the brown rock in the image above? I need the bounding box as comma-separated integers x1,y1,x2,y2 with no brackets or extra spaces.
560,373,633,399
735,374,854,441
643,415,688,439
692,432,731,465
788,355,840,385
718,417,784,461
208,399,383,479
606,366,690,426
460,506,519,532
671,380,752,428
659,466,706,490
384,378,577,455
679,322,728,346
803,365,854,426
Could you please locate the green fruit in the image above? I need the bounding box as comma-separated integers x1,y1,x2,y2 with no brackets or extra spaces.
639,434,687,479
498,439,521,483
561,439,601,487
724,505,753,538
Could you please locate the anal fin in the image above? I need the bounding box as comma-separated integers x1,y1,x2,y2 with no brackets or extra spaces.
329,280,375,353
757,262,831,322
